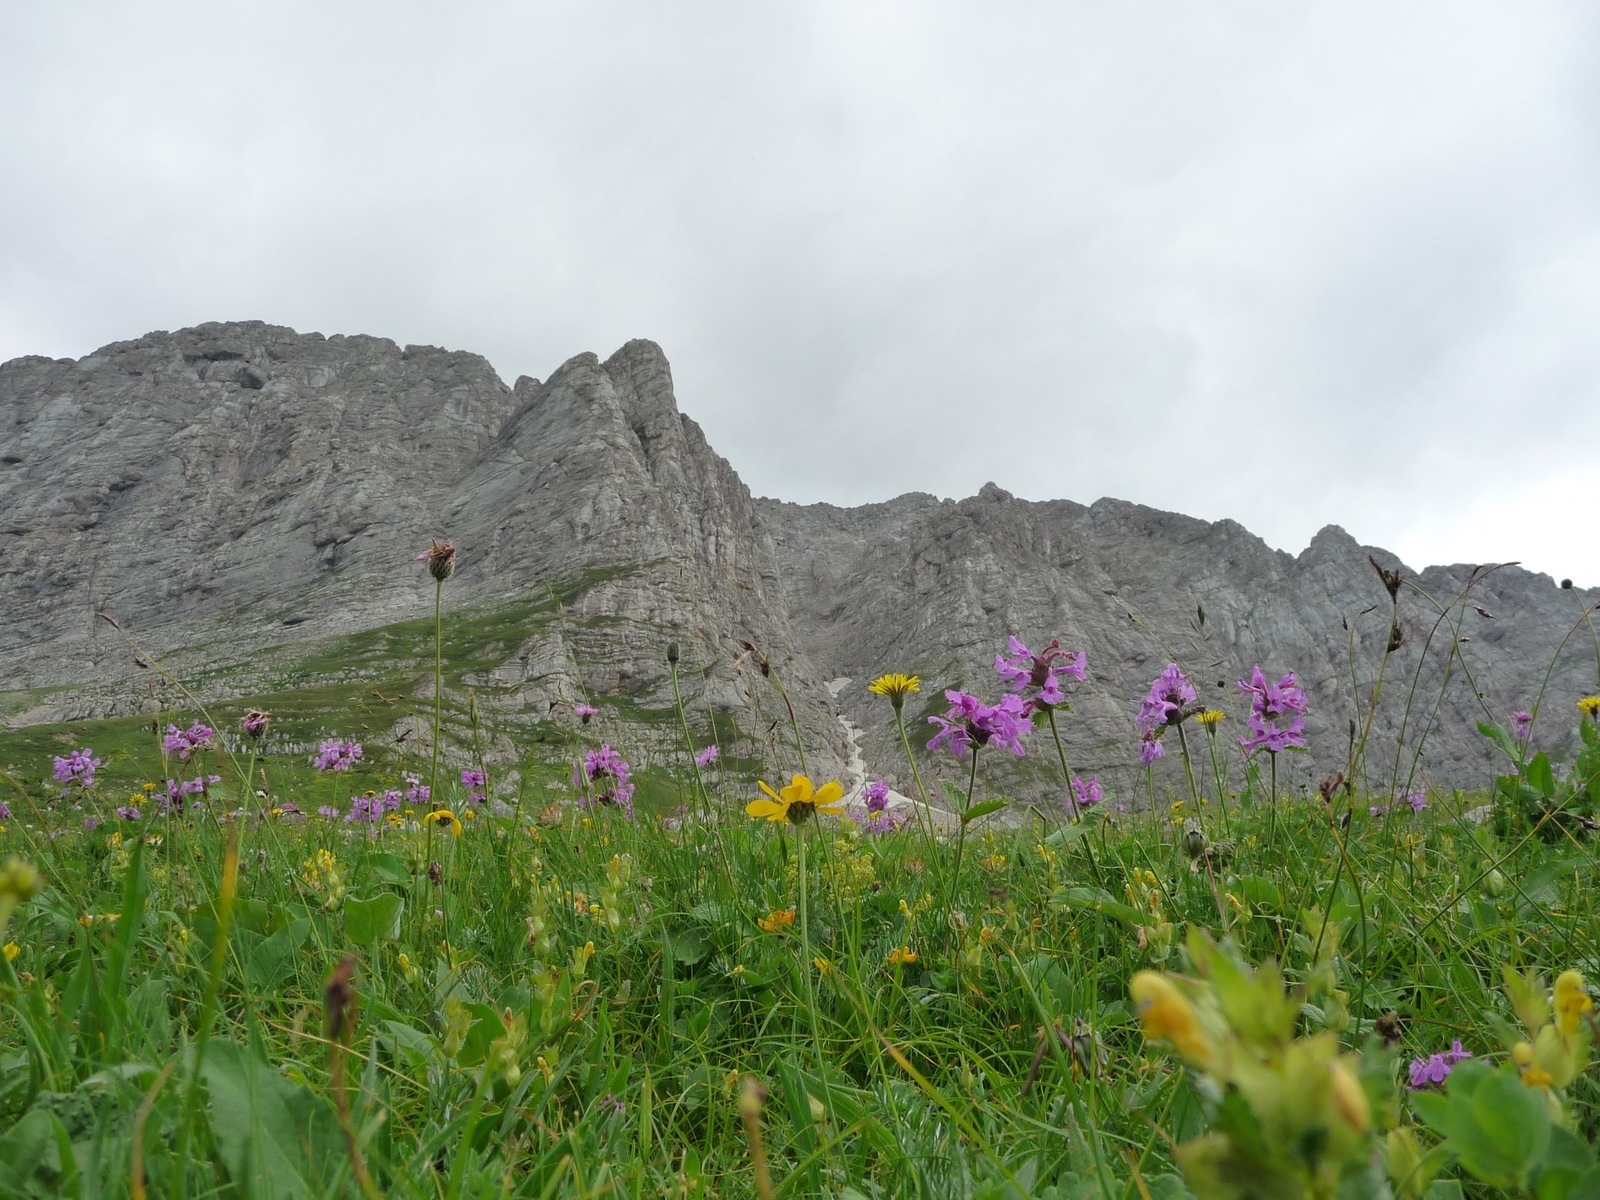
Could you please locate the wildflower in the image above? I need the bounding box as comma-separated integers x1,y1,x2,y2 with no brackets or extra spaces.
53,748,103,788
747,774,846,825
1512,710,1533,739
1193,709,1226,729
694,744,719,768
980,852,1007,871
1139,732,1165,765
0,804,8,820
116,806,140,821
867,673,921,712
241,709,270,739
414,537,457,581
1405,787,1428,813
161,721,215,760
313,740,363,772
887,945,918,966
1407,1040,1472,1089
758,907,796,934
1,942,16,961
580,745,635,811
460,768,486,788
574,703,598,723
317,805,340,819
1580,696,1600,720
813,955,834,977
82,816,100,832
1512,1041,1555,1089
927,690,1029,759
862,780,890,812
1129,970,1214,1068
1237,666,1308,757
423,809,463,837
1066,775,1102,818
1554,970,1592,1037
995,637,1086,711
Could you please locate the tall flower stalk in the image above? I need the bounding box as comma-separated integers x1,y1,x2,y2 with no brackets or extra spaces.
1238,666,1309,843
415,539,456,806
868,674,939,858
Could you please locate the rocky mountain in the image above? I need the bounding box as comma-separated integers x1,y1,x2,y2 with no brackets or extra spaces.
3,321,1594,810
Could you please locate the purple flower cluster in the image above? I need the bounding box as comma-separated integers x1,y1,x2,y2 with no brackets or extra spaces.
858,779,906,835
313,740,363,772
1408,1040,1472,1089
574,703,598,723
1135,665,1197,764
1512,711,1533,740
460,768,487,805
1370,787,1428,819
1237,667,1308,757
116,805,140,821
928,690,1029,759
162,721,214,761
346,789,405,826
695,744,719,768
0,802,10,820
1065,775,1103,819
995,637,1087,711
580,745,635,811
53,748,103,788
158,774,222,814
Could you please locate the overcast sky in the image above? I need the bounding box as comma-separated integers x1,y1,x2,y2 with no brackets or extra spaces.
3,2,1597,585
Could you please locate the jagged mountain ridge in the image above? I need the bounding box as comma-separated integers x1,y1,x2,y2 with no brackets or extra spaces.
2,321,1593,804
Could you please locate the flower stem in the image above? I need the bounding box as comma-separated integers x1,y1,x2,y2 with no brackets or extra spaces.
429,578,444,806
944,746,981,930
893,707,940,864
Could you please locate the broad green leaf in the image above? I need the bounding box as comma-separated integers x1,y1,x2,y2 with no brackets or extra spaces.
1526,752,1556,798
199,1039,344,1200
344,892,404,945
1048,886,1149,927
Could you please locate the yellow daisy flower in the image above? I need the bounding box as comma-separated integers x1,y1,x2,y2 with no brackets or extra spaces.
1194,709,1226,728
868,673,921,711
424,809,463,837
746,774,846,825
1579,695,1600,719
887,945,918,966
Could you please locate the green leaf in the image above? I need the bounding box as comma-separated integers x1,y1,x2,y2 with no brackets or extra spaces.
199,1040,344,1200
366,852,412,885
960,799,1009,825
1048,886,1149,927
1526,752,1556,798
343,892,404,945
1043,821,1092,846
940,779,969,811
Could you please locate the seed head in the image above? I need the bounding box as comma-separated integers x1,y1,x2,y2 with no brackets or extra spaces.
414,538,457,582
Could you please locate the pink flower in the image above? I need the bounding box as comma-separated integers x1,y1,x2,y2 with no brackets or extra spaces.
927,690,1029,759
694,745,719,768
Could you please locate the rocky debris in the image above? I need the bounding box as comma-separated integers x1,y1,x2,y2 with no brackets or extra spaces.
3,321,1593,808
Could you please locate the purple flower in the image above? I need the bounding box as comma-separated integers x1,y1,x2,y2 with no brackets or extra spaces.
996,637,1087,711
1369,804,1390,818
862,780,890,813
116,805,140,821
1406,787,1428,813
0,803,10,820
1237,667,1308,758
82,816,101,831
1135,665,1197,764
317,805,341,819
313,740,363,772
53,748,103,788
1408,1040,1472,1090
860,809,907,835
162,721,215,761
580,745,635,811
574,704,598,724
1066,775,1103,818
460,769,487,788
241,709,270,739
1512,711,1533,740
1139,732,1165,766
694,745,719,768
927,690,1029,759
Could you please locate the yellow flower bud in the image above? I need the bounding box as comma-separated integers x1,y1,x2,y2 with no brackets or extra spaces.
1329,1059,1370,1131
1554,971,1592,1038
1130,971,1214,1068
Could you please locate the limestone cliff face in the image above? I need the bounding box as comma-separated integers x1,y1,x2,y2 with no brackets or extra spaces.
2,321,1593,804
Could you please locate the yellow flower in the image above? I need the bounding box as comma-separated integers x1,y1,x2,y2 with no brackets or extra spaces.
2,942,18,961
758,907,796,934
980,853,1007,872
867,673,921,711
1513,1040,1555,1088
813,955,834,977
887,945,918,966
1130,971,1214,1068
1554,970,1592,1037
463,809,476,822
1580,696,1600,719
746,775,846,825
424,809,463,837
1194,709,1226,728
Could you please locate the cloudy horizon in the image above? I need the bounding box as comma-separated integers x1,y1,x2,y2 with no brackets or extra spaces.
4,2,1597,586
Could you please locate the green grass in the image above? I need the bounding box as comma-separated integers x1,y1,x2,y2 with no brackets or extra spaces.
2,601,1600,1198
